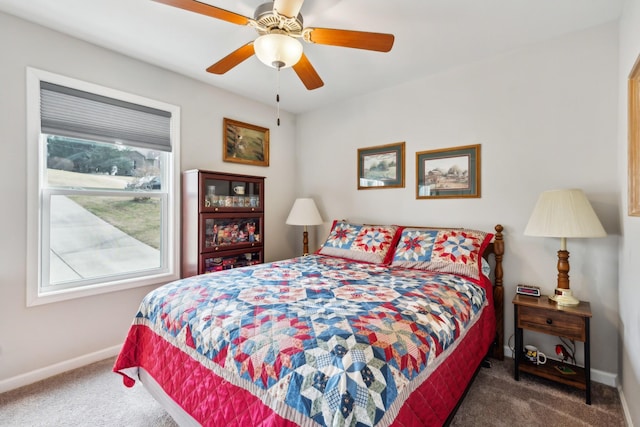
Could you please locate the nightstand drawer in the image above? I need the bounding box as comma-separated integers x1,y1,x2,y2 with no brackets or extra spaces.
518,306,586,341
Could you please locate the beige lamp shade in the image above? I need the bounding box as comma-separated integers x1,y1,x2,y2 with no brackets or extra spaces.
524,189,606,239
286,198,323,226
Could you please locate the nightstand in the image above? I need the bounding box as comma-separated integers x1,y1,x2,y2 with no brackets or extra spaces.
513,294,592,404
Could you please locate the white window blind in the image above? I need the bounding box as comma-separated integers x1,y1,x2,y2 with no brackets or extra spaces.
40,81,172,152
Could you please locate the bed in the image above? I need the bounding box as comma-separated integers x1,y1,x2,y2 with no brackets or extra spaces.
114,222,504,426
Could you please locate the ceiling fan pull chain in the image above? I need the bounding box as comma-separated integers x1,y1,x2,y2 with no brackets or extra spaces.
276,66,281,126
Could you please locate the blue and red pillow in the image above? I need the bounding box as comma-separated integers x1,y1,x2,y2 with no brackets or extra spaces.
390,228,493,280
317,220,401,264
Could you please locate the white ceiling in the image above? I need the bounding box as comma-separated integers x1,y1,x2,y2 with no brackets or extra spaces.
0,0,624,114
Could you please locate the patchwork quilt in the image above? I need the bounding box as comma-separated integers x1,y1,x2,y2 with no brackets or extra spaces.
114,255,495,426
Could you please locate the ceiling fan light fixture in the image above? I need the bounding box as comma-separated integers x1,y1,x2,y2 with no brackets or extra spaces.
254,33,303,69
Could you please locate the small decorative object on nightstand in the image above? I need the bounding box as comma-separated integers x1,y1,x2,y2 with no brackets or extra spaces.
513,294,592,404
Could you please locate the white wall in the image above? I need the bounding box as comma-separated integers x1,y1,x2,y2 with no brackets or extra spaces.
0,12,299,386
619,1,640,425
297,23,620,378
2,10,636,422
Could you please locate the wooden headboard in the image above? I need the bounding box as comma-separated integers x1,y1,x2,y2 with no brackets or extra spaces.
483,224,505,360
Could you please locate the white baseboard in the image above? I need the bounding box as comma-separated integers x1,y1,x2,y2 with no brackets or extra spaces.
591,367,617,388
0,345,121,394
618,386,635,427
502,345,618,387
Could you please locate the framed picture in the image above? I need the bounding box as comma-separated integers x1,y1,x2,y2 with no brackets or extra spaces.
416,144,481,199
629,55,640,216
357,142,405,189
223,118,269,167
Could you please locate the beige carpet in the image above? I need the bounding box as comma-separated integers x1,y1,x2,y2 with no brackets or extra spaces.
451,358,625,427
0,357,625,426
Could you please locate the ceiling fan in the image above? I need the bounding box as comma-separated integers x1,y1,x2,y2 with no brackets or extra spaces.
153,0,395,90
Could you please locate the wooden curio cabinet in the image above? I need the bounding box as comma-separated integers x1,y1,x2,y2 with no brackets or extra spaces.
182,169,265,277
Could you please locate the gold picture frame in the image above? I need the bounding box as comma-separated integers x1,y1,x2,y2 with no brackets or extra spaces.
629,56,640,216
357,142,406,189
223,118,269,167
416,144,481,199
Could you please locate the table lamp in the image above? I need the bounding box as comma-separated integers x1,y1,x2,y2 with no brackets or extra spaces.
524,189,606,306
286,198,323,255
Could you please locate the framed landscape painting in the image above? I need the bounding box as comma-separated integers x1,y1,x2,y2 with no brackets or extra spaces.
223,118,269,167
357,142,405,190
416,144,481,199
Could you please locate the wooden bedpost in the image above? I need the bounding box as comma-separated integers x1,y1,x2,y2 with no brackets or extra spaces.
491,224,504,360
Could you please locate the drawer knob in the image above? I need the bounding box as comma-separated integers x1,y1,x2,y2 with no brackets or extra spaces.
546,318,553,325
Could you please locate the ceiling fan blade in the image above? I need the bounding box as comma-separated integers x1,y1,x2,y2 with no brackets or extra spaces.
292,53,324,90
273,0,304,18
305,28,394,52
153,0,250,26
206,43,255,74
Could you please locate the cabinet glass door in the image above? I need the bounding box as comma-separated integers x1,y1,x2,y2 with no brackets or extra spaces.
201,249,262,273
202,176,262,211
201,214,262,252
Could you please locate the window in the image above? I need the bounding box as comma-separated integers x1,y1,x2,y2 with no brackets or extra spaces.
26,68,180,305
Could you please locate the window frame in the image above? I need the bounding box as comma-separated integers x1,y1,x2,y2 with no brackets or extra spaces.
26,67,181,306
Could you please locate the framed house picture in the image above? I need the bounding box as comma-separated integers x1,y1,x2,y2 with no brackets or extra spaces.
223,118,269,167
416,144,481,199
357,142,405,189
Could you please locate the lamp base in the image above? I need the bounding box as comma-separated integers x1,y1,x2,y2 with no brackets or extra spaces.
302,229,309,257
549,288,580,306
